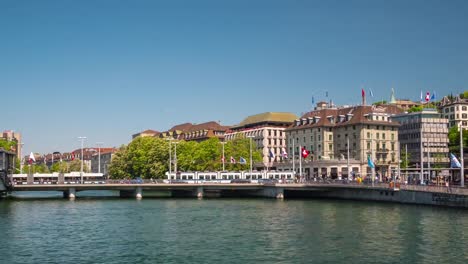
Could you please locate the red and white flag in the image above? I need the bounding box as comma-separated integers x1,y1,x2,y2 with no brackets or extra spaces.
230,156,236,164
28,152,36,165
71,152,75,161
425,92,430,102
301,147,310,159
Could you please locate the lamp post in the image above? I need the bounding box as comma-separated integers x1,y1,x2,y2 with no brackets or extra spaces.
172,141,179,174
460,124,465,187
19,143,24,174
96,142,103,173
78,136,87,184
166,138,173,181
247,135,255,179
220,142,227,171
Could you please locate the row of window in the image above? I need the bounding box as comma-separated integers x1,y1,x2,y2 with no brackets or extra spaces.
444,105,468,113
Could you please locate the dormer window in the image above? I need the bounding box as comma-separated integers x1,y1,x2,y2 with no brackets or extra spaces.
295,119,300,126
308,117,314,124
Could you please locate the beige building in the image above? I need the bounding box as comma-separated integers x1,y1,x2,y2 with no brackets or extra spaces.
158,121,230,142
224,112,298,166
132,129,160,139
284,103,402,179
439,95,468,129
2,130,22,159
91,149,117,177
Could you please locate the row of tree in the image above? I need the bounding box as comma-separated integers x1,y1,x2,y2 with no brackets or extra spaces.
21,160,90,174
109,137,263,179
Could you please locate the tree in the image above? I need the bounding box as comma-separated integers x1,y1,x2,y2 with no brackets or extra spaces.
400,151,411,169
460,91,468,99
0,139,16,152
448,125,468,153
373,100,387,106
50,161,69,173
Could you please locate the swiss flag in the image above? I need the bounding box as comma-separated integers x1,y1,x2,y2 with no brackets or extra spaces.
301,147,310,159
71,152,75,161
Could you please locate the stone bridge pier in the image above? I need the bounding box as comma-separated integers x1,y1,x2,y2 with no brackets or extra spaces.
63,188,76,199
120,187,143,199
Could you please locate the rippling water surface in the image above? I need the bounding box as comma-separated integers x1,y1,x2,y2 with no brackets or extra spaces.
1,192,467,264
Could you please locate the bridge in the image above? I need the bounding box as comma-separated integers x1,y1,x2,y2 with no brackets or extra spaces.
8,181,468,207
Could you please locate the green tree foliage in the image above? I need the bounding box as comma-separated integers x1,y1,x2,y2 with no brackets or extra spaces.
109,136,263,179
50,161,69,173
68,159,89,172
400,151,410,169
448,126,468,153
26,163,50,173
0,139,16,151
460,91,468,99
372,100,387,106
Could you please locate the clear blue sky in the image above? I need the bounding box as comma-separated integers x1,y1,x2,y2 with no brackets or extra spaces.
1,0,467,155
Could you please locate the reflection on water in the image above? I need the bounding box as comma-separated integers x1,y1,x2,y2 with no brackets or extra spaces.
0,197,467,264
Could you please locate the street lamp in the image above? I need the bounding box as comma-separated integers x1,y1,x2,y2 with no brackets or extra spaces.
172,141,180,174
78,136,87,184
220,142,227,171
19,143,24,174
460,124,465,187
96,142,103,174
165,138,173,181
247,135,255,180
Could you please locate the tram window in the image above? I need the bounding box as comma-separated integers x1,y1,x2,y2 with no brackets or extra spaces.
275,175,280,179
200,176,205,180
188,176,193,180
182,176,187,180
228,175,233,180
176,176,180,180
258,175,262,179
246,175,251,179
253,175,257,179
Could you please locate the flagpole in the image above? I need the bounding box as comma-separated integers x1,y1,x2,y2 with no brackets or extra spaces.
300,145,303,182
460,124,464,187
371,133,375,187
420,124,424,185
292,139,295,176
347,137,350,181
221,142,226,171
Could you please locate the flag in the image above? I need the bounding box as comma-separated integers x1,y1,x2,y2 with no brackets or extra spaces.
43,155,47,164
269,149,276,159
301,147,310,159
311,96,315,104
367,155,375,169
430,91,436,101
239,157,247,164
71,152,75,161
281,148,288,159
369,88,374,98
230,156,236,164
450,153,461,168
361,88,365,98
420,90,423,102
29,152,35,165
425,91,430,102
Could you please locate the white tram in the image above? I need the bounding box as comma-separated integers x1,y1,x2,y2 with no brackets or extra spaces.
166,171,295,183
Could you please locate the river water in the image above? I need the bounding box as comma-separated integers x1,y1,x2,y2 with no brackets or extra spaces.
1,192,467,264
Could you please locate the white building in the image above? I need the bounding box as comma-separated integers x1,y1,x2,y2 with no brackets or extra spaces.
439,95,468,129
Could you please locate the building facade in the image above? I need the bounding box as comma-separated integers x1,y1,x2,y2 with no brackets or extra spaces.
91,149,116,177
224,112,298,166
392,108,450,169
2,130,22,159
132,129,160,139
158,121,230,142
439,95,468,129
284,103,402,179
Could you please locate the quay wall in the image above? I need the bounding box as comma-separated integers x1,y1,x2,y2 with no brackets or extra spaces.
284,187,468,208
